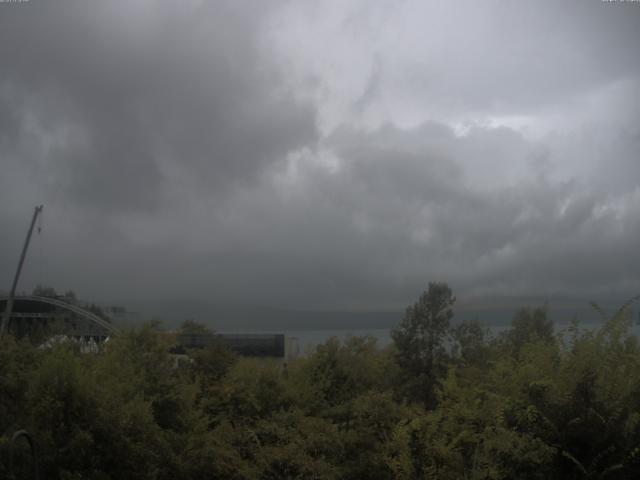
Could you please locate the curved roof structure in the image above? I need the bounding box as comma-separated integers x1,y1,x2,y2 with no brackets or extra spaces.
0,295,119,336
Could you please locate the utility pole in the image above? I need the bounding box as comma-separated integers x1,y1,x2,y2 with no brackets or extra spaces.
0,205,44,337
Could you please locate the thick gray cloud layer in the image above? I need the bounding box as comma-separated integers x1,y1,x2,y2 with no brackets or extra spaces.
1,0,639,308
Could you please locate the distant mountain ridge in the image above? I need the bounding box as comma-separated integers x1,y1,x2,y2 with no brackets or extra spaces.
110,296,638,331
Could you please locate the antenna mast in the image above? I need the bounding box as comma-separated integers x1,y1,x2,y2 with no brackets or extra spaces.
0,205,44,337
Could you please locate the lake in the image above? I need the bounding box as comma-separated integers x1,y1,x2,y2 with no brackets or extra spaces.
222,320,640,357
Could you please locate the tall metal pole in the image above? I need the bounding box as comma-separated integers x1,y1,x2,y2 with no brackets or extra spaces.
0,205,44,337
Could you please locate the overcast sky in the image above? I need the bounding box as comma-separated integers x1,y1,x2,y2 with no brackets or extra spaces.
1,0,639,309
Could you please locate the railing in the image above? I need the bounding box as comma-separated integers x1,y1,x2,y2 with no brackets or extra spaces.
9,430,39,480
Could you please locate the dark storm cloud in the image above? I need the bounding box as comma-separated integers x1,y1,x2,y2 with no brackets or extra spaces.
0,0,316,212
1,0,639,309
147,121,636,308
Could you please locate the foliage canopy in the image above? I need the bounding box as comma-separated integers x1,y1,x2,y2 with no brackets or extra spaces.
1,287,640,479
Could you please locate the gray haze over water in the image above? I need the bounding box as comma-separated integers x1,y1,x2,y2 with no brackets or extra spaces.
1,1,639,320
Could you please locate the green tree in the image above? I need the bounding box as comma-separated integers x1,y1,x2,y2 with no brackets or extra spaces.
450,319,490,366
506,305,554,355
32,285,57,297
392,282,455,409
178,319,212,335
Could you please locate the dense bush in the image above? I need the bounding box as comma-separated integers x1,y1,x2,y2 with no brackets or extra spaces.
1,292,639,479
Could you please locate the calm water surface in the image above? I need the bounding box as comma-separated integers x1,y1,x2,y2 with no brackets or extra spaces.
225,321,640,356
